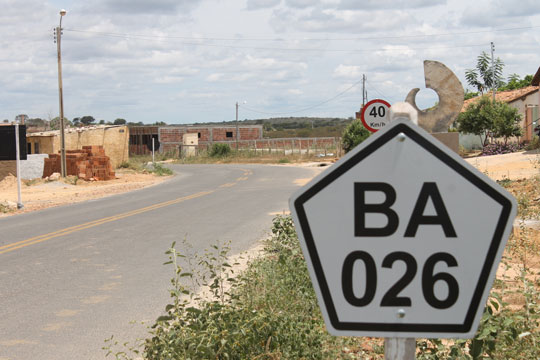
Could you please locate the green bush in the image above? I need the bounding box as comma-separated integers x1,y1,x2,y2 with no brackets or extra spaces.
341,119,370,153
209,143,232,157
149,163,173,176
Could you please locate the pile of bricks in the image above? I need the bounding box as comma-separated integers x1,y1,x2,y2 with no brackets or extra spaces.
43,145,116,181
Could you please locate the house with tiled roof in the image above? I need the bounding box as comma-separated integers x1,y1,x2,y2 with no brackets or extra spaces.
462,80,540,142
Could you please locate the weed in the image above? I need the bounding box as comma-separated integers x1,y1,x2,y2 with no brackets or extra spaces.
0,203,14,213
149,163,173,176
278,158,290,164
23,178,41,186
105,217,376,359
63,175,78,185
209,143,232,157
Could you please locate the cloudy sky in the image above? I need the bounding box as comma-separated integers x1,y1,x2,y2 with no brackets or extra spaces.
1,0,539,124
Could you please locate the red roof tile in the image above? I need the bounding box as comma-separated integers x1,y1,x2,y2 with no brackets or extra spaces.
462,86,539,112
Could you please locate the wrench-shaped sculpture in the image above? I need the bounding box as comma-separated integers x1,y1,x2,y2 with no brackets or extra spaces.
404,60,464,133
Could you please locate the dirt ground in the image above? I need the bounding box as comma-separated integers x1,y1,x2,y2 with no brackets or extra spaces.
0,169,170,217
465,150,540,180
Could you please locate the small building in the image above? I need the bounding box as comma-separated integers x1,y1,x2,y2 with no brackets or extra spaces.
26,125,129,168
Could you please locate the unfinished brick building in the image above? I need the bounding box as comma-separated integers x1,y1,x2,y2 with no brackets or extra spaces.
129,125,263,155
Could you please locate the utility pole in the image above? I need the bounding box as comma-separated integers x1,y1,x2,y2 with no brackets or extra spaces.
491,42,496,102
55,9,67,177
235,101,239,151
362,74,367,107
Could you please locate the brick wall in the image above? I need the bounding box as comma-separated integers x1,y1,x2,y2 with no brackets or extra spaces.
211,128,235,141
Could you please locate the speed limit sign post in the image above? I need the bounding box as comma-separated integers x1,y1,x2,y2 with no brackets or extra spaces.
289,120,516,349
361,99,391,132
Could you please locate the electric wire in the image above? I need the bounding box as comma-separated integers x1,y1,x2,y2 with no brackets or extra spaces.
239,78,364,115
365,79,395,103
61,29,489,53
63,24,540,42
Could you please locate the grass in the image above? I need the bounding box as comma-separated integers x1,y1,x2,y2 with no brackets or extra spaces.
175,149,338,165
0,203,14,213
118,155,174,176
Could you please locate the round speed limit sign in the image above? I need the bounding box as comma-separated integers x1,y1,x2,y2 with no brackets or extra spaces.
360,99,391,133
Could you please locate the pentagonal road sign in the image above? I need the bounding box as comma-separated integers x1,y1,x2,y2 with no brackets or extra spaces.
290,120,516,339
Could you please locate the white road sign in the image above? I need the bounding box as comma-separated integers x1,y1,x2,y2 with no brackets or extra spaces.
289,120,516,339
361,99,391,132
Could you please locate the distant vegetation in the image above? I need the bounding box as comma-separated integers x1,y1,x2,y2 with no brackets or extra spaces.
192,117,353,138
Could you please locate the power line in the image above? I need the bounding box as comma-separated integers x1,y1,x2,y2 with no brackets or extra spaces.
365,79,396,103
62,28,488,53
63,24,540,42
239,78,363,115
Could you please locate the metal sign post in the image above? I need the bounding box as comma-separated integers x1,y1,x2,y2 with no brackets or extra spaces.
385,338,415,360
152,137,155,163
15,122,23,209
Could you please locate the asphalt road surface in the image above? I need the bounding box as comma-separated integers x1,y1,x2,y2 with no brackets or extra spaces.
0,164,322,360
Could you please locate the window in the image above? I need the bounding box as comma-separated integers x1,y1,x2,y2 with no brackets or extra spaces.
34,142,39,154
27,142,32,154
198,132,201,138
226,131,233,138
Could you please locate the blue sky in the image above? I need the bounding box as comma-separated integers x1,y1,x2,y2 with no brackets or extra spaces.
1,0,539,124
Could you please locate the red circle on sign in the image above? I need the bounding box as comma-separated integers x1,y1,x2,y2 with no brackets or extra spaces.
360,99,391,133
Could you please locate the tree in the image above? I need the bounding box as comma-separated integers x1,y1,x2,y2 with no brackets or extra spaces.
456,96,522,147
497,74,533,91
27,118,46,127
49,117,72,130
465,51,504,94
80,116,95,126
341,119,370,153
464,89,479,100
99,120,105,124
113,118,127,125
491,101,523,144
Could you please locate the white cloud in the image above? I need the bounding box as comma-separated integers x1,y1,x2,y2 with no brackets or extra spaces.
285,0,317,8
206,73,224,82
338,0,446,10
333,64,361,78
288,88,303,95
246,0,281,10
0,0,537,123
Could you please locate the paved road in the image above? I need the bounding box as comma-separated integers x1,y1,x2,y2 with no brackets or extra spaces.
0,164,321,360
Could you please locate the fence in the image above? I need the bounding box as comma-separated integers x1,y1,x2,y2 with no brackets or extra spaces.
161,137,342,158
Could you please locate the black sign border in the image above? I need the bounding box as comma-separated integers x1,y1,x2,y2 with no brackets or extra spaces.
294,122,513,333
